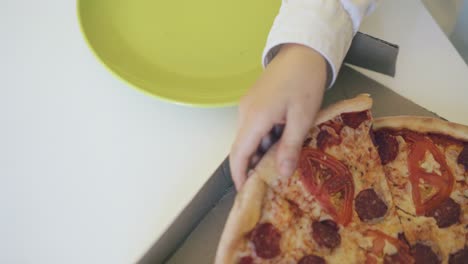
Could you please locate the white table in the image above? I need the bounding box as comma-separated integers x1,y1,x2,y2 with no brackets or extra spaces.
1,0,467,263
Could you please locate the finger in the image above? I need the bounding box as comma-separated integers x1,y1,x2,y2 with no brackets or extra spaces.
277,107,315,178
249,153,262,168
251,124,284,169
230,117,274,190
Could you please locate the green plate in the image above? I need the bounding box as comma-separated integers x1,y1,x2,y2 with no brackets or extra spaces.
77,0,280,107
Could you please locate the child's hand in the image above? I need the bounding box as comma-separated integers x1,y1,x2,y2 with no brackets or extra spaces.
230,44,328,190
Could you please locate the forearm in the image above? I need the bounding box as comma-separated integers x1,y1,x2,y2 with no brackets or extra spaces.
271,43,327,93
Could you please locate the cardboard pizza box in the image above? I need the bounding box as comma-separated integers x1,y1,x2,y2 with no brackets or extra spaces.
138,33,440,264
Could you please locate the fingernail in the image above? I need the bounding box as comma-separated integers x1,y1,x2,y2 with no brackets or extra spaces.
280,159,295,177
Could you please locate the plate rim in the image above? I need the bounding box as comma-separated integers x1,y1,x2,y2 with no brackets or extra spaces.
76,0,248,108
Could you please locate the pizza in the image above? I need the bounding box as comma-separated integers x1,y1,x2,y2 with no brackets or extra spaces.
373,116,468,264
216,95,409,263
215,95,468,264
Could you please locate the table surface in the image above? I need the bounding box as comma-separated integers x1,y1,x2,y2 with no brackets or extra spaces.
1,0,467,263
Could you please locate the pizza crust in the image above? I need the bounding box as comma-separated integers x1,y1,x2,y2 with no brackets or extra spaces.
253,144,282,185
373,116,468,142
315,94,372,125
214,173,267,264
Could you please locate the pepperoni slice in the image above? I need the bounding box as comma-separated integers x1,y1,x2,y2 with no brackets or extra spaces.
429,133,463,147
238,256,253,264
425,197,461,228
316,129,341,150
312,220,341,249
449,248,468,264
457,144,468,170
341,111,369,129
373,130,399,165
384,253,413,264
319,120,344,134
316,121,343,150
298,254,326,264
320,219,339,230
251,223,281,259
355,189,388,221
411,243,440,264
384,253,410,264
369,128,377,146
397,233,410,248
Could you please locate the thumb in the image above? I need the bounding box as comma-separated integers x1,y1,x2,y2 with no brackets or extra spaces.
277,108,314,177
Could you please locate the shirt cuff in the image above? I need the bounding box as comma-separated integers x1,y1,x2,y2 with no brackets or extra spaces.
262,0,354,87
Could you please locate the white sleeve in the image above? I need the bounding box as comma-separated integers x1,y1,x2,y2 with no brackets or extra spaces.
262,0,378,87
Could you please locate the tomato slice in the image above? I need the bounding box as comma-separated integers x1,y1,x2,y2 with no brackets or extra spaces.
365,230,413,263
405,134,454,215
365,255,378,264
298,147,354,226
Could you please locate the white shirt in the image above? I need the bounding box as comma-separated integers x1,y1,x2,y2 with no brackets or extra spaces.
263,0,378,86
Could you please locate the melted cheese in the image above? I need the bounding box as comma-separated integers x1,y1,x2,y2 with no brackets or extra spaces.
260,188,293,228
385,136,417,214
357,235,374,250
420,151,441,175
451,190,467,204
326,230,364,264
445,146,467,181
383,240,398,256
418,178,438,202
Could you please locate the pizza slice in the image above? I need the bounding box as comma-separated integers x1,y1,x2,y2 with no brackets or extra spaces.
256,95,411,263
373,116,468,264
215,173,364,263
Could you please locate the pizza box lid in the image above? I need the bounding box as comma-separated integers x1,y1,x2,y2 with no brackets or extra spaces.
138,34,441,264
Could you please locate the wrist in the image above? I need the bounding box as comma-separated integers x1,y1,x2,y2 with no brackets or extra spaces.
276,43,329,89
279,44,325,66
